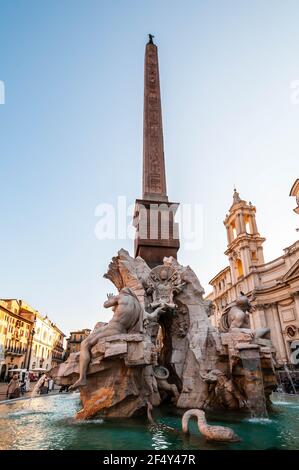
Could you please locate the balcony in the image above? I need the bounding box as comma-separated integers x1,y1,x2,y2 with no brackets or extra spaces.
51,354,64,363
5,346,27,357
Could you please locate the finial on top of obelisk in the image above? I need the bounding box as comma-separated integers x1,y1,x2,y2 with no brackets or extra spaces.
148,34,155,44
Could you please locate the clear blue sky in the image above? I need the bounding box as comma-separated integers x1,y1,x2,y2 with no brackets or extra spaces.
0,0,298,335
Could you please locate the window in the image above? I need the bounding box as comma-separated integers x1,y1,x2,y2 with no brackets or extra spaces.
236,259,244,278
245,215,251,234
231,223,237,239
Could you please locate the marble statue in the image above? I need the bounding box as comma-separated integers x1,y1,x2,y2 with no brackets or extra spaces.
233,188,241,204
153,365,179,402
50,249,277,422
213,372,246,410
145,265,186,311
221,294,270,339
147,403,240,443
182,409,240,442
70,287,144,390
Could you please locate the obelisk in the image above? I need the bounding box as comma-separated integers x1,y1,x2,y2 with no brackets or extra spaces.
142,33,167,202
133,35,180,268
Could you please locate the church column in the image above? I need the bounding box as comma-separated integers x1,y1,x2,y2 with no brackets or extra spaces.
271,303,288,362
239,212,246,233
229,257,237,284
250,215,258,235
253,305,267,329
235,213,242,235
226,225,233,244
291,291,299,316
239,247,250,276
245,246,253,273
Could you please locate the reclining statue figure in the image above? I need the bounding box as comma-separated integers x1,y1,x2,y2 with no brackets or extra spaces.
70,287,166,390
221,294,270,339
70,287,144,390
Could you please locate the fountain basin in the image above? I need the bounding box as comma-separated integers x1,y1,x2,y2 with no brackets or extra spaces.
0,393,299,450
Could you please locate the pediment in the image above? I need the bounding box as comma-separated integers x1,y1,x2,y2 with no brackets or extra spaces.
282,259,299,282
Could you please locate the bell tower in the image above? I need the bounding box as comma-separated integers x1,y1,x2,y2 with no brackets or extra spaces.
224,189,265,284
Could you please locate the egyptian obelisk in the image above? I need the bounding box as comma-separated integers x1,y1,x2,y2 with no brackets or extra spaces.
133,35,180,268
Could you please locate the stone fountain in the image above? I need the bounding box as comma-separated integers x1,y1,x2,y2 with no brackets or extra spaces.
49,37,277,434
49,249,277,422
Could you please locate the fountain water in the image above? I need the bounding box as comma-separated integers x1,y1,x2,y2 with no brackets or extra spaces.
239,349,268,419
283,363,297,395
2,392,299,450
30,374,47,398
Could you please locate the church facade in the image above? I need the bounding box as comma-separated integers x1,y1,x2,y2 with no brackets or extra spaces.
207,186,299,365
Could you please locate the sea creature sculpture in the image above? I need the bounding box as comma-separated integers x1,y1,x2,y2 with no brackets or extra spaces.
182,409,240,442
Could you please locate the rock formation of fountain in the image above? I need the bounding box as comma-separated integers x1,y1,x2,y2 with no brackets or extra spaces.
49,249,277,421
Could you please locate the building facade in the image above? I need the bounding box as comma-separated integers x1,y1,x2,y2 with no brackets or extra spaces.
0,299,66,379
51,325,66,368
28,312,66,371
65,329,91,357
0,300,34,380
207,189,299,365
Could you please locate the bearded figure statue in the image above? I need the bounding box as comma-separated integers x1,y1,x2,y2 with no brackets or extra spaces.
70,287,144,389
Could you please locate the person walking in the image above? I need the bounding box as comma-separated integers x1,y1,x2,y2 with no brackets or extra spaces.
44,377,49,393
48,378,54,392
25,375,30,392
6,374,20,399
19,380,26,396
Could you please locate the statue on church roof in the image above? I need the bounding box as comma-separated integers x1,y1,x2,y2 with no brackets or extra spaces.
233,188,241,205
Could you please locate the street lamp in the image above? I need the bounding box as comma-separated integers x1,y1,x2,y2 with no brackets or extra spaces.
26,328,35,371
